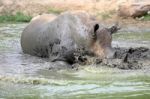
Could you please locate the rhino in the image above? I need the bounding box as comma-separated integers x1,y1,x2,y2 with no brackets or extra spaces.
21,11,119,64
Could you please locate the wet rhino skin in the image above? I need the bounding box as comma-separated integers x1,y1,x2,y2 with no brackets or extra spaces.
21,12,117,64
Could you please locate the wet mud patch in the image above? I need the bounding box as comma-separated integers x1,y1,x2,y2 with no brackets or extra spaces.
74,47,150,70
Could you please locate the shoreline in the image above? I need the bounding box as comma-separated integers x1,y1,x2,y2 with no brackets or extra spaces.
0,0,149,25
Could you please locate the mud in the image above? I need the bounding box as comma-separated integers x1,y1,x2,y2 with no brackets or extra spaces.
71,47,150,70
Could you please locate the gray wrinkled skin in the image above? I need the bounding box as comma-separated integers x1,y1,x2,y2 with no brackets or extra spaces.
21,11,118,64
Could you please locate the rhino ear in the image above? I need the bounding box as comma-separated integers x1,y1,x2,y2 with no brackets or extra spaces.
94,24,99,32
109,24,121,34
92,24,99,40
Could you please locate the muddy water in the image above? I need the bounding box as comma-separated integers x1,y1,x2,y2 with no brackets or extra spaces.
0,23,150,99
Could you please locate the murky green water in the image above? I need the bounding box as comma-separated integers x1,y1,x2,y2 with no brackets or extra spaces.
0,23,150,99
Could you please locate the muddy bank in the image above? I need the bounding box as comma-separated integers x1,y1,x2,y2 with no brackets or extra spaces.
69,47,150,70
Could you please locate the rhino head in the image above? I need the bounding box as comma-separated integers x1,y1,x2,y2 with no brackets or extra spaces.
91,23,120,59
